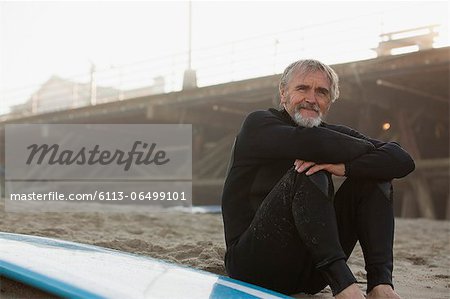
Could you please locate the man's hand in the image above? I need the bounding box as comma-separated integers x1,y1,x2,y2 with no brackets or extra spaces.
294,159,346,177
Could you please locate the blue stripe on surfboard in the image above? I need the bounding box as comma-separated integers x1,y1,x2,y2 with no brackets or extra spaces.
216,277,293,299
210,282,261,299
0,260,104,299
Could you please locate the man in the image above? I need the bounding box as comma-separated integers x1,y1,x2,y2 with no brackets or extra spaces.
221,59,415,299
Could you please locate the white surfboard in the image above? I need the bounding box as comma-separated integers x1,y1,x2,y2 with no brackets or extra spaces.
0,232,292,299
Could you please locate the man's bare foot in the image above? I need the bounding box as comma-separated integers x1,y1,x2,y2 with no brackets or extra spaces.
367,284,401,299
335,283,365,299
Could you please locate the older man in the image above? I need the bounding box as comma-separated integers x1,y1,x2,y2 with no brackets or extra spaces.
221,59,414,299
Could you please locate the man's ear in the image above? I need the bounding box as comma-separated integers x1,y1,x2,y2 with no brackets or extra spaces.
279,85,286,104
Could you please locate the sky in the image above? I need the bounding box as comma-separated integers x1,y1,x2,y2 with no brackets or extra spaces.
0,1,448,114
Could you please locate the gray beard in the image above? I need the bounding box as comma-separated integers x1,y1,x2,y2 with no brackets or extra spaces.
294,111,322,127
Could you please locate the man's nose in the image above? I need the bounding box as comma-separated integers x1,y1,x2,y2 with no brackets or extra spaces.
304,90,317,103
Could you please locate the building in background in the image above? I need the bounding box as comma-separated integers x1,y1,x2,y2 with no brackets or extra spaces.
9,75,165,116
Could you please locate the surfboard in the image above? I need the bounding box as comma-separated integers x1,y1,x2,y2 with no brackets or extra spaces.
0,232,292,299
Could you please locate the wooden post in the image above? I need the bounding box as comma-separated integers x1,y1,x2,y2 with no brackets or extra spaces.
401,183,418,217
192,126,205,163
398,109,436,218
446,194,450,219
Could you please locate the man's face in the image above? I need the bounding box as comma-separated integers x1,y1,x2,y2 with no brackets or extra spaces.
280,70,332,127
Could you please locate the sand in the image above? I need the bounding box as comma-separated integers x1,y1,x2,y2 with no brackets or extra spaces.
0,200,449,299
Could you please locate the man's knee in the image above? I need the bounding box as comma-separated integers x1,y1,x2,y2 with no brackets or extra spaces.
283,168,333,200
376,181,393,201
341,178,393,201
361,179,393,201
306,170,333,199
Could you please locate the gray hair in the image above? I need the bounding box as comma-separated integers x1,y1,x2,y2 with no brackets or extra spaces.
279,59,340,102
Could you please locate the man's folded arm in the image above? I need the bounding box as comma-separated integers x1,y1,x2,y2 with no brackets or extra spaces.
236,111,375,164
344,142,415,179
325,124,415,180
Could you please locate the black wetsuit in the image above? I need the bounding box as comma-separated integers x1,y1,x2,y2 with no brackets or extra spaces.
221,108,415,295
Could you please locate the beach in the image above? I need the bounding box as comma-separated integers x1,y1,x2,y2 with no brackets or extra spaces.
0,200,449,299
